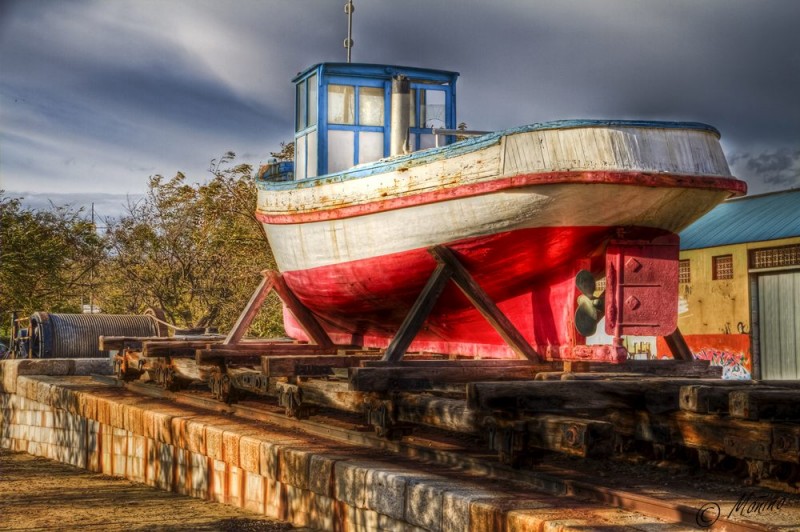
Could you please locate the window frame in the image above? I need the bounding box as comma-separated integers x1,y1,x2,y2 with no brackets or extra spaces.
321,76,390,174
408,85,452,151
679,259,691,284
712,254,734,281
294,73,319,179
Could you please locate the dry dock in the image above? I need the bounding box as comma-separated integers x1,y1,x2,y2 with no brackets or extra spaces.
2,358,799,531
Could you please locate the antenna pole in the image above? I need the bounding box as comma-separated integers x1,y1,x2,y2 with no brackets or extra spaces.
90,202,95,314
344,0,354,63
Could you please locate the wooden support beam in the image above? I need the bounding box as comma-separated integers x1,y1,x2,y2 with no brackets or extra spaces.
729,389,800,420
224,271,335,348
225,273,275,345
196,344,339,364
382,262,454,362
619,410,774,461
100,336,155,351
663,328,693,361
430,246,541,362
679,383,754,414
563,359,721,378
525,415,614,458
210,343,338,353
268,271,335,349
362,359,559,368
142,340,223,357
277,380,381,414
466,379,725,413
262,354,381,377
349,365,554,392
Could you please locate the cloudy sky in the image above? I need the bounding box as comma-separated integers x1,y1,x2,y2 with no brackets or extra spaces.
1,0,798,217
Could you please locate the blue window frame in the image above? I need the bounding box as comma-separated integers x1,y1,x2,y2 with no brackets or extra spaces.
293,64,459,179
294,73,318,180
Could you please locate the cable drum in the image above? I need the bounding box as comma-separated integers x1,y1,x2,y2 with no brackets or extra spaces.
29,312,160,358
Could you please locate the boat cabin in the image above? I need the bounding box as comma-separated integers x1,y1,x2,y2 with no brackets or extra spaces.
291,63,459,180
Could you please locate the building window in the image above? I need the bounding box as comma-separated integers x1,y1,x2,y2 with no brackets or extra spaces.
679,259,691,284
712,254,733,280
750,244,800,270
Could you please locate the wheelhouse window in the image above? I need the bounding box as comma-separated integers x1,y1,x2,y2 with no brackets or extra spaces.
359,87,384,126
328,84,355,124
409,88,448,151
326,83,388,173
292,64,458,178
295,73,318,180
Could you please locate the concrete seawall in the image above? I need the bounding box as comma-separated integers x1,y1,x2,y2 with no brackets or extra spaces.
0,359,680,531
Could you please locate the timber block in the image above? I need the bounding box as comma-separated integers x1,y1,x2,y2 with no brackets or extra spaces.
170,415,191,449
309,453,340,497
227,464,245,507
377,514,429,532
343,505,380,532
264,477,285,520
100,424,113,475
259,437,306,480
174,448,190,495
149,440,175,490
222,430,243,468
112,427,128,476
210,458,228,502
280,446,326,491
365,468,418,520
334,459,377,509
96,397,113,426
125,405,145,434
243,471,265,513
78,392,98,420
185,418,207,455
470,497,556,532
309,493,335,531
205,424,226,461
239,435,262,474
87,419,101,472
34,380,55,405
154,410,178,445
405,478,458,532
189,451,210,499
285,485,315,527
441,488,514,532
126,433,147,483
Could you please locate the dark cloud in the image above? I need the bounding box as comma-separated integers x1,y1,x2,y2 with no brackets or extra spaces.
730,148,800,193
0,0,798,198
9,191,140,221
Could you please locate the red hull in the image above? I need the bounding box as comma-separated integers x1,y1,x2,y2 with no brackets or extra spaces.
282,225,672,358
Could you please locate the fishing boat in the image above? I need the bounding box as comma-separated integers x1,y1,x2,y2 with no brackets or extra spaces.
255,63,746,362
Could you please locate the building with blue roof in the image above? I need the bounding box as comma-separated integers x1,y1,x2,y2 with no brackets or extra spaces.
676,188,800,380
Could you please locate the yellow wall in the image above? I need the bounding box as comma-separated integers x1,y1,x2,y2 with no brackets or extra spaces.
678,236,800,335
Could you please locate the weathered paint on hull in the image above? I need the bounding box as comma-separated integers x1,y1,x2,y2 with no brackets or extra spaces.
257,121,747,357
280,224,671,358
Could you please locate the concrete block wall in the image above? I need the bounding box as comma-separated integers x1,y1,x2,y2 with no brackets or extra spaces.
0,360,663,531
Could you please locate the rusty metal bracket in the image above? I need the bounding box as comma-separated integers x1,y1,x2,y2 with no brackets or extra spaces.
365,397,412,440
484,416,529,467
275,381,315,419
208,371,239,404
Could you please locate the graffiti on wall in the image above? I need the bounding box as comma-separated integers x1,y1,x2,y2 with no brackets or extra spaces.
656,334,751,380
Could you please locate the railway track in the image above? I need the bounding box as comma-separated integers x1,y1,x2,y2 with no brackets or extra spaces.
100,376,790,531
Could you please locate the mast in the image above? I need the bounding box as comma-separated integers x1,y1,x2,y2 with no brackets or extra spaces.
344,1,354,63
